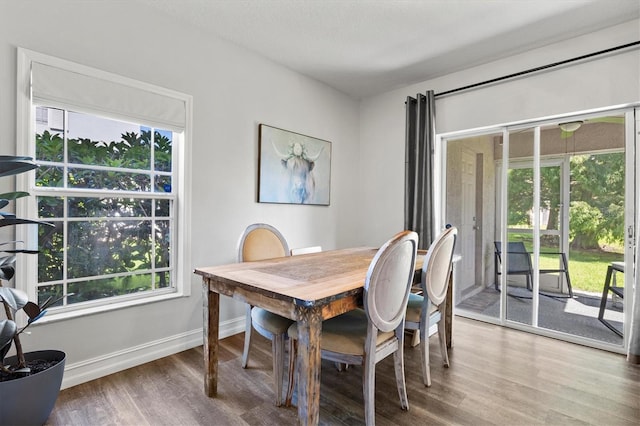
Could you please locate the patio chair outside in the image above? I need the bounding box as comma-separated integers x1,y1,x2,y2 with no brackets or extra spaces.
494,241,574,298
494,241,533,291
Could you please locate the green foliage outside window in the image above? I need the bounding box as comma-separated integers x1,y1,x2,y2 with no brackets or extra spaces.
507,152,625,250
34,127,173,307
569,153,625,248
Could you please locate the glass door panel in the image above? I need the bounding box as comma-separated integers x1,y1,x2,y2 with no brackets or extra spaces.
537,161,567,296
504,127,535,325
449,110,630,351
556,117,626,342
446,132,503,317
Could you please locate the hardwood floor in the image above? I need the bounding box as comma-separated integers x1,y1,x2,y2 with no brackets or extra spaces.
47,317,640,425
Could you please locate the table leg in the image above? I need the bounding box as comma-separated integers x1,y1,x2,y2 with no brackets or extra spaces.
203,280,220,397
296,308,322,425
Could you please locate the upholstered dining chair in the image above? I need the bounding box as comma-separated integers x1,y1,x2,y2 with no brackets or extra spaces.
285,230,419,425
238,223,292,406
405,226,457,387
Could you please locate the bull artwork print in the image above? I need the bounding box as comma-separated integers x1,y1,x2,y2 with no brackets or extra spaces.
272,141,323,204
258,124,331,205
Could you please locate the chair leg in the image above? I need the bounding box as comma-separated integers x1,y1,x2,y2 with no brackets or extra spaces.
285,338,297,407
363,351,376,425
599,265,614,321
565,270,574,298
241,304,252,368
598,265,622,337
561,253,574,298
420,322,431,387
272,333,286,406
437,314,450,368
393,331,409,411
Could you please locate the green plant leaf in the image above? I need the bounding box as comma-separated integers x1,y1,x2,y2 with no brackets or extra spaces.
0,255,17,266
27,308,47,324
1,249,40,255
40,293,73,310
0,342,11,362
0,319,17,353
0,156,32,161
22,301,41,320
0,265,15,281
0,157,38,178
0,191,30,201
0,217,55,228
0,287,28,310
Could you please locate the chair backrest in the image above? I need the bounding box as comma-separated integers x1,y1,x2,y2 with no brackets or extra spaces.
237,223,290,262
422,227,458,306
494,241,532,273
290,246,322,256
364,230,419,333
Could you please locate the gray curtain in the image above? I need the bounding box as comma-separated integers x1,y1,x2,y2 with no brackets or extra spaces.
405,90,435,250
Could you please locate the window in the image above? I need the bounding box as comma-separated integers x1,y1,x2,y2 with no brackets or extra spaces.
17,49,192,315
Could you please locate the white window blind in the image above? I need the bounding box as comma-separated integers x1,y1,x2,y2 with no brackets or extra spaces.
31,61,186,132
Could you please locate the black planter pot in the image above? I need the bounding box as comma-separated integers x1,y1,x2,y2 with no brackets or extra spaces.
0,350,66,426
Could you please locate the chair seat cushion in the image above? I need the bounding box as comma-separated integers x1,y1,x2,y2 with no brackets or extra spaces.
251,307,294,334
288,309,394,356
405,293,437,323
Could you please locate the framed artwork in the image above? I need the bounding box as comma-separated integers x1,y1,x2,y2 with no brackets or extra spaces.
258,124,331,205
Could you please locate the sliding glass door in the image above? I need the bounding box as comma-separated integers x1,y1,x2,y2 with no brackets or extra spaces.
449,108,633,351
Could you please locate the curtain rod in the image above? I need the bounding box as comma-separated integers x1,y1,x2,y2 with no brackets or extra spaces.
434,40,640,98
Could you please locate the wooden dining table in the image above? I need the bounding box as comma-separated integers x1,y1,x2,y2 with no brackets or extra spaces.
194,247,453,425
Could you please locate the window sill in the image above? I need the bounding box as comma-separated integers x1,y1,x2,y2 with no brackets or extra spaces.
31,291,187,326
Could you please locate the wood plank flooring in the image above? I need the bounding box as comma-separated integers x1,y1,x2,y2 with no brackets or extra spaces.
46,317,640,425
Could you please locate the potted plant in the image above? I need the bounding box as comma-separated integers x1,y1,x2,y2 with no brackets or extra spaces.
0,155,65,426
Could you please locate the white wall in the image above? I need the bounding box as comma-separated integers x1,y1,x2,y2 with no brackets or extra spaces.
0,1,361,387
359,20,640,244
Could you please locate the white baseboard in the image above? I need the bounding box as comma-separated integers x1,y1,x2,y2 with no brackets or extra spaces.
61,316,245,389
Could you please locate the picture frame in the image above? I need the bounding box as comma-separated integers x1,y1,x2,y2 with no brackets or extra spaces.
258,124,331,205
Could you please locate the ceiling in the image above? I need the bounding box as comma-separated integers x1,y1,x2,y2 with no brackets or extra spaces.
138,0,640,98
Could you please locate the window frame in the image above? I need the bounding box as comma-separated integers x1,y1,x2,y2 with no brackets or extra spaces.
15,48,193,322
